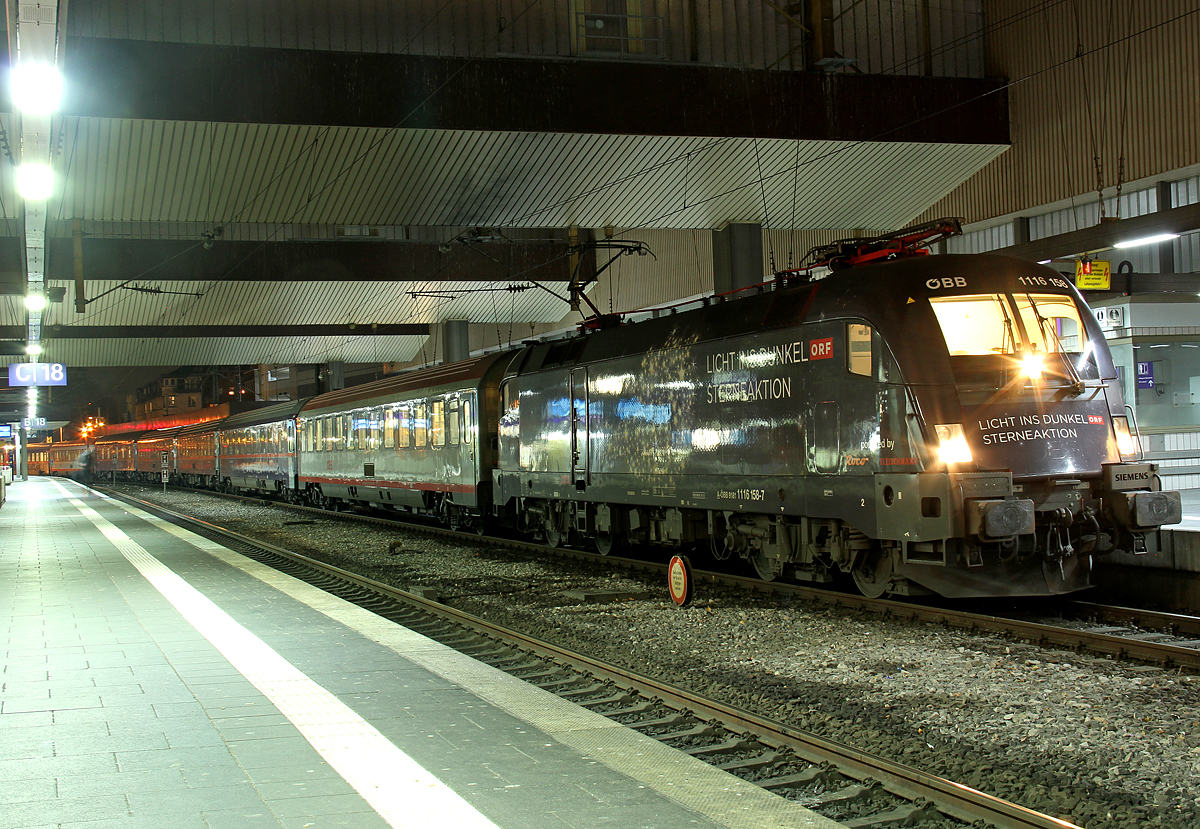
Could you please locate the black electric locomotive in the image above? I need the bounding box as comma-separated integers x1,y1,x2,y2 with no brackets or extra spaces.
490,230,1180,598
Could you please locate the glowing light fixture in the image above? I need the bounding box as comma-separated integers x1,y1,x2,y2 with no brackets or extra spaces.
1020,352,1044,379
24,293,46,311
25,343,42,356
1112,416,1138,458
10,62,63,115
15,163,54,200
934,423,973,465
1113,233,1179,249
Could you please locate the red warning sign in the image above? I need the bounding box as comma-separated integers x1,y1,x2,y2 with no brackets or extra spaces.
667,555,693,607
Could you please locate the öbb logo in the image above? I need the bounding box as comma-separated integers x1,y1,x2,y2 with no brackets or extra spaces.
926,277,967,289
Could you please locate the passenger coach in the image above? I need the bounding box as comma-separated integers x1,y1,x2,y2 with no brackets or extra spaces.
296,355,507,527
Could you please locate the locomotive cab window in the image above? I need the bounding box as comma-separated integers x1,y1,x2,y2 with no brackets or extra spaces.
930,292,1094,388
847,324,873,376
930,294,1017,355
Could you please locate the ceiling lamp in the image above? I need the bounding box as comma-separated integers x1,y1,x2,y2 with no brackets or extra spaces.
25,343,42,356
16,163,54,200
24,293,46,311
1113,232,1180,249
10,62,63,115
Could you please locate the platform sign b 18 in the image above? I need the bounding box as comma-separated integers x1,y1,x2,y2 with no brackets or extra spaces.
8,363,67,386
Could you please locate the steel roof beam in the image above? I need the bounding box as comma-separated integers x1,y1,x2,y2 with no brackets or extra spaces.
26,238,576,286
11,324,430,339
62,37,1009,145
990,202,1200,262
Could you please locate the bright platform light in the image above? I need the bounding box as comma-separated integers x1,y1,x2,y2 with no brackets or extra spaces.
24,293,46,311
1113,233,1179,249
25,343,42,356
15,163,54,200
10,62,63,115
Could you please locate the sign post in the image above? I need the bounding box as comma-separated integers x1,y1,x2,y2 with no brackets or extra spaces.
161,451,169,493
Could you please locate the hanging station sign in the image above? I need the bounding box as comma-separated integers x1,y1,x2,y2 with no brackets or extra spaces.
7,363,67,386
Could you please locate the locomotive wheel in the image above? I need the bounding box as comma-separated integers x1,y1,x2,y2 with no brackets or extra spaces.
594,532,621,555
751,549,776,581
545,527,564,548
852,548,894,598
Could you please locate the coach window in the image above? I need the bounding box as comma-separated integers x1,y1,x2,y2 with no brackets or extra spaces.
384,407,397,448
414,402,428,447
332,415,343,451
354,411,367,451
462,396,473,445
447,398,460,445
431,400,446,446
398,405,411,449
369,407,382,449
848,324,873,376
314,418,324,451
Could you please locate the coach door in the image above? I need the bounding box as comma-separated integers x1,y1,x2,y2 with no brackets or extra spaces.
571,368,588,489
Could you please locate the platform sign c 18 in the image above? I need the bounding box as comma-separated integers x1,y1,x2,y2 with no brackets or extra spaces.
7,362,67,386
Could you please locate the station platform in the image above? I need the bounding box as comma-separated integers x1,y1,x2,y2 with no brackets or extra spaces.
1,477,838,829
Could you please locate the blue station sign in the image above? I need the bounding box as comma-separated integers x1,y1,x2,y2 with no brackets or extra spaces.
7,362,67,386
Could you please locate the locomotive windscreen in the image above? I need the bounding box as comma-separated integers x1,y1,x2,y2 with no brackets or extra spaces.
930,293,1085,357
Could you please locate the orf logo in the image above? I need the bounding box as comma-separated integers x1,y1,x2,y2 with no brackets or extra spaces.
810,338,834,360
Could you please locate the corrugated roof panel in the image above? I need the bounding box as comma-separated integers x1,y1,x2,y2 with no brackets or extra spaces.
40,278,577,331
54,118,1006,230
30,334,431,367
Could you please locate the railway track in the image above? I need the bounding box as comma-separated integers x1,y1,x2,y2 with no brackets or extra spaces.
101,483,1200,673
107,486,1087,829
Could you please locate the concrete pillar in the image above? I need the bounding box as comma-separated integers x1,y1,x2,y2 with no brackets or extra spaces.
1157,181,1176,275
441,320,470,364
325,362,345,392
712,223,764,295
1013,216,1031,246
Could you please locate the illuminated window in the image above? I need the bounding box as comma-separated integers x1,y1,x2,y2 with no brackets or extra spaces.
383,407,397,448
847,324,872,376
414,403,427,447
1015,293,1085,353
398,405,411,449
930,294,1018,355
431,401,446,447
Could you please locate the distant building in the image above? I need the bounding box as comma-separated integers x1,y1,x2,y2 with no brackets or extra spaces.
126,368,209,422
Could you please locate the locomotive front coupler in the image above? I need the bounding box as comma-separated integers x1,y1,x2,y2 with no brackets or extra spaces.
1097,462,1183,535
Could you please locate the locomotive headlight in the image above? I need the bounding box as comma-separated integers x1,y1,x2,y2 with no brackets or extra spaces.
1020,352,1044,380
934,423,974,465
1113,415,1138,458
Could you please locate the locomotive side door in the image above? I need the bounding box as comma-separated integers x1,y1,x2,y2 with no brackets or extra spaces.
571,367,588,489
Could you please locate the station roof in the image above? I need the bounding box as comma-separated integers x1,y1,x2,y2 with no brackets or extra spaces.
0,12,1011,368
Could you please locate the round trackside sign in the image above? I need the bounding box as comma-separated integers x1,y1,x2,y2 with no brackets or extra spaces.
667,555,693,607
